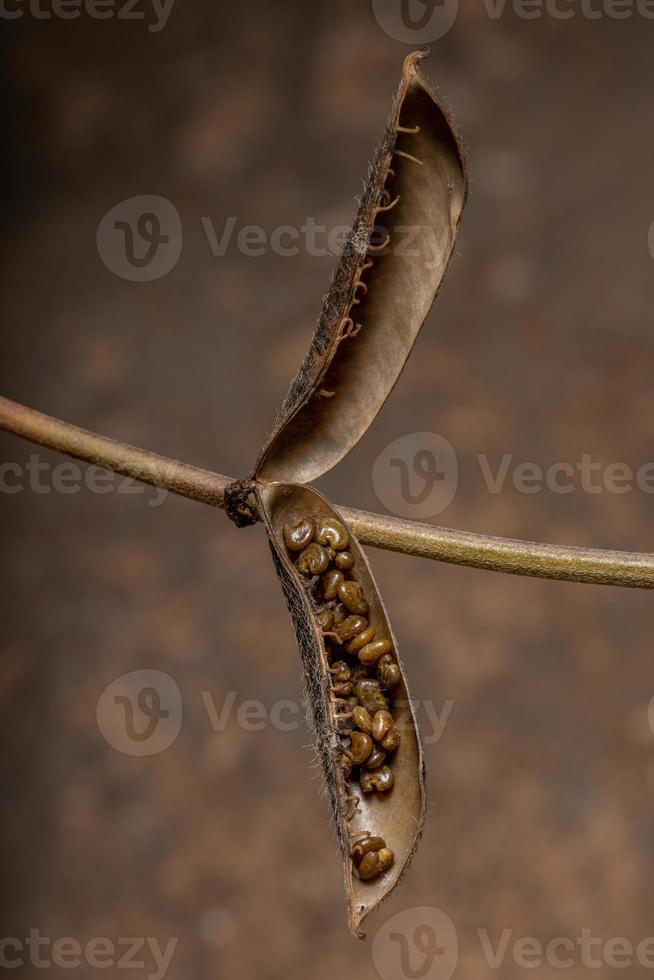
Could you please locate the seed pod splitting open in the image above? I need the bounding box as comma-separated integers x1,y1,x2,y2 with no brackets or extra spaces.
258,483,425,939
227,50,465,938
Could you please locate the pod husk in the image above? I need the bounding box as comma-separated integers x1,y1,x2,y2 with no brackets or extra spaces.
254,50,466,486
258,482,425,939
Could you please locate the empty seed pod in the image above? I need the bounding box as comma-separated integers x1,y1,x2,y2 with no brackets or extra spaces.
258,483,424,939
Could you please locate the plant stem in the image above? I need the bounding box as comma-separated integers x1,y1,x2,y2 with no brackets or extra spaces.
0,394,652,589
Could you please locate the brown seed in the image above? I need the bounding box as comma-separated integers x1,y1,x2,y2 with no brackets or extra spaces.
297,543,330,575
333,603,348,626
364,744,386,769
346,626,376,655
372,710,394,742
283,516,315,551
358,638,393,665
377,848,394,872
329,660,350,683
360,765,394,793
335,615,368,642
352,706,372,734
355,679,389,715
351,835,386,865
378,654,401,690
323,569,344,600
337,580,368,615
317,609,334,631
341,753,353,780
346,731,373,765
357,852,382,880
315,517,350,551
333,551,355,571
382,727,400,752
333,681,354,697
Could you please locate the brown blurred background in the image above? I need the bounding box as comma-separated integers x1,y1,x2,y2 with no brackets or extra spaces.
1,2,653,978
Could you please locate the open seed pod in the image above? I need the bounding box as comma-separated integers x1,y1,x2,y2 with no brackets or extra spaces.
254,49,466,485
228,50,466,937
258,483,424,939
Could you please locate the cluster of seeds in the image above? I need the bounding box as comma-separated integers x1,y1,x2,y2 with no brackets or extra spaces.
283,513,403,882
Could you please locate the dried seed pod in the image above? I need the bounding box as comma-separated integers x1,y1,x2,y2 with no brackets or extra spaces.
352,706,373,734
364,744,386,769
316,517,350,551
297,543,331,575
324,569,345,600
378,654,401,690
346,731,373,765
346,626,376,655
283,516,315,551
358,638,393,666
335,615,368,642
334,551,355,571
254,50,465,937
259,483,425,938
360,765,395,794
337,580,369,615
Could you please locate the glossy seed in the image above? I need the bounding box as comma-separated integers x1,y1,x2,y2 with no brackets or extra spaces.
360,765,394,793
330,660,350,683
317,609,334,631
335,615,368,642
378,654,401,690
333,603,348,626
333,681,354,697
333,551,355,571
352,706,372,734
337,580,368,615
351,835,386,865
323,569,345,600
297,543,330,575
364,744,386,769
358,638,393,665
371,710,394,742
355,678,389,714
346,731,373,765
346,626,376,655
357,848,394,880
283,516,315,551
315,517,350,551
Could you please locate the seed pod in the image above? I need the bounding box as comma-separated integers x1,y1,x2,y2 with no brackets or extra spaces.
351,835,386,865
364,744,386,769
346,626,376,655
259,483,425,938
316,517,350,551
253,49,465,936
360,765,395,794
324,569,345,600
297,542,331,575
334,551,355,571
346,731,373,765
337,580,369,615
378,654,401,690
335,615,368,642
283,516,315,551
352,706,373,734
358,638,393,666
